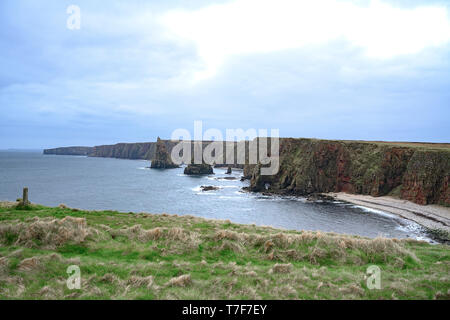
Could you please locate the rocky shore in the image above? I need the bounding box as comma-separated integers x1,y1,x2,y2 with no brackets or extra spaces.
325,192,450,241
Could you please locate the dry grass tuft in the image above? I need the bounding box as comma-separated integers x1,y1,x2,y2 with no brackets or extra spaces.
0,216,92,249
434,290,450,300
39,286,60,299
264,240,273,253
167,227,186,240
17,257,40,271
167,274,191,287
100,273,121,284
277,285,297,297
0,201,18,208
219,240,243,253
127,275,154,289
214,230,242,242
0,257,9,272
308,246,328,264
339,284,365,296
143,227,163,241
245,271,258,277
270,263,293,274
109,225,199,246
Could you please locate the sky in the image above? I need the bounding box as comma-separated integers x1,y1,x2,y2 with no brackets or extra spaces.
0,0,449,149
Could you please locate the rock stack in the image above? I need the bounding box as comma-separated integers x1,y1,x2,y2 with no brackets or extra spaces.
184,156,214,175
150,137,179,169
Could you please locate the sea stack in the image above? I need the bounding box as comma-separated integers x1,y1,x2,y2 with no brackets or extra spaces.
150,137,179,169
184,159,214,175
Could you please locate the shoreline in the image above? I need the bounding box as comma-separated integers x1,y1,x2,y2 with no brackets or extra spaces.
325,192,450,241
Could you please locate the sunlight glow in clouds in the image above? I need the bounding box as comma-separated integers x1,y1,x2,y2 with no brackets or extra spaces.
160,0,450,81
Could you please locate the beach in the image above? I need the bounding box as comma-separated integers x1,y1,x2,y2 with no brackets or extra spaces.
326,192,450,239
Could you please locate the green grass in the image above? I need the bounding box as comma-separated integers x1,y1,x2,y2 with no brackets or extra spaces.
0,201,449,300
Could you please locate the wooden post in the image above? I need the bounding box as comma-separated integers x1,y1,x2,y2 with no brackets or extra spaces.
22,187,29,206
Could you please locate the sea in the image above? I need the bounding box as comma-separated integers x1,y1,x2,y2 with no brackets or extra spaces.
0,151,432,241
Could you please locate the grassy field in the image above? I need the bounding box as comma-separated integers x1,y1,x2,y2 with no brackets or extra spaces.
0,201,449,300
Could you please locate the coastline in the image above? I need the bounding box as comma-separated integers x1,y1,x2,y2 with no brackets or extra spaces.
325,192,450,241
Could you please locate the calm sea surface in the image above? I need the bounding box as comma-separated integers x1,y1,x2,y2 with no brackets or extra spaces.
0,151,431,241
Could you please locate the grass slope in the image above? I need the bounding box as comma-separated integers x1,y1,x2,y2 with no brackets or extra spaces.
0,202,449,300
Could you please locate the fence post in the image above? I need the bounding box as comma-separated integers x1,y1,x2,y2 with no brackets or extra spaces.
22,187,29,206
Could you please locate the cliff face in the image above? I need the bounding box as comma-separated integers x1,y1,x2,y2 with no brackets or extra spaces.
90,142,176,160
246,139,450,206
43,147,93,156
44,141,178,160
45,141,245,165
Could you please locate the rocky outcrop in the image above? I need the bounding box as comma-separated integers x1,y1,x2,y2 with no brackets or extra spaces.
200,186,220,191
150,138,179,169
246,138,450,206
184,163,214,175
43,147,93,156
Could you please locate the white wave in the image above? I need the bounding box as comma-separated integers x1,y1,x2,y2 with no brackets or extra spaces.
219,196,242,200
195,192,216,196
352,205,396,219
396,222,422,233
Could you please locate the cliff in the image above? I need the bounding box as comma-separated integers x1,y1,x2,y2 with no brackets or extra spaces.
89,141,179,160
43,146,93,156
246,138,450,206
44,141,244,165
44,141,178,160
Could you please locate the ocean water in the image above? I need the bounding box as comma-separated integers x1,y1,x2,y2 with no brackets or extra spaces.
0,151,431,241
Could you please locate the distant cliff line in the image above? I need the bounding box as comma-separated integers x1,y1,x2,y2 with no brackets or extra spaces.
44,141,176,160
44,138,450,206
43,140,246,167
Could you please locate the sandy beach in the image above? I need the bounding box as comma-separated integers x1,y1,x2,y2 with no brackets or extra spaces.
326,192,450,237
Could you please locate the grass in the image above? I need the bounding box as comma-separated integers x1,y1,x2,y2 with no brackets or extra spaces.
0,201,449,300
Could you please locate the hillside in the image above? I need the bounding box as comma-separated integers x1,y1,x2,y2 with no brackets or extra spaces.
0,202,448,299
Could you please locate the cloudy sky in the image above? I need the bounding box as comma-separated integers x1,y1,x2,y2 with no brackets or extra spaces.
1,0,449,149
